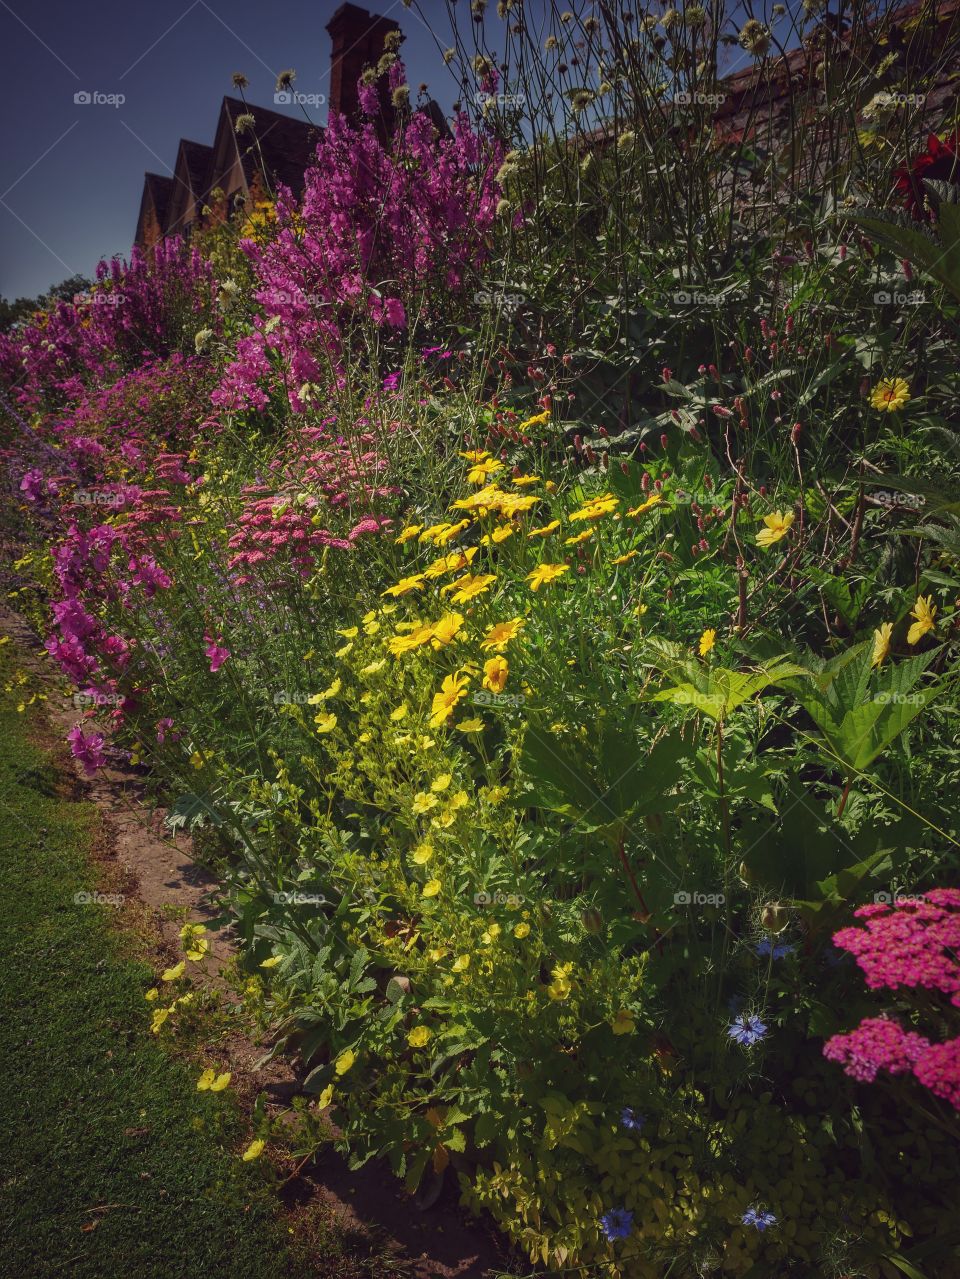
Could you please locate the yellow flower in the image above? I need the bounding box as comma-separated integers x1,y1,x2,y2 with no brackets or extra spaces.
512,475,540,487
335,641,353,658
546,962,574,1000
308,678,341,703
564,529,594,547
481,617,524,651
467,457,503,484
457,717,484,733
527,562,570,591
528,520,561,538
698,628,716,657
412,792,440,815
445,572,496,604
513,922,530,939
242,1138,266,1162
626,494,663,516
482,655,509,694
610,549,638,565
151,1006,172,1033
871,621,894,667
412,841,434,865
337,626,359,639
316,1084,334,1109
423,548,478,578
907,595,937,645
390,703,409,722
314,712,338,734
162,961,185,982
144,987,159,1002
611,1010,635,1036
260,955,282,969
451,954,471,972
422,879,441,898
389,622,437,655
189,751,205,770
480,524,515,545
756,510,795,548
431,773,452,792
518,409,550,431
429,672,470,727
407,1026,433,1048
569,494,619,522
459,448,490,462
360,660,386,676
334,1049,356,1075
197,1068,232,1091
430,612,465,648
383,573,426,598
870,377,910,412
395,525,423,543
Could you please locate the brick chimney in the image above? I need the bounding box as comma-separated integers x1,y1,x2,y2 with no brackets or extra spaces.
326,3,402,120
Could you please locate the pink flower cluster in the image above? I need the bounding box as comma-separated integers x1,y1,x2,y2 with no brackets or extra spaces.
823,890,960,1110
214,104,501,412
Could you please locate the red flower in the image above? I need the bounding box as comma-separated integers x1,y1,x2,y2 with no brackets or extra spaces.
894,130,960,220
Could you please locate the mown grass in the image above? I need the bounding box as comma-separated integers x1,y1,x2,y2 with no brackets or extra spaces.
0,641,296,1279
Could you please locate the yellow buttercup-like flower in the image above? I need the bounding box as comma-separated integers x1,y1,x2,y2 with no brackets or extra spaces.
429,672,471,727
755,510,795,548
445,572,496,604
527,562,570,591
242,1138,266,1162
564,529,593,547
528,520,561,538
482,655,509,694
610,549,638,565
611,1010,635,1036
334,1049,356,1075
906,595,936,645
481,617,524,651
871,621,894,667
422,879,441,898
395,524,422,543
314,712,337,734
698,628,716,657
456,717,484,733
383,573,426,598
626,494,663,516
407,1026,433,1048
412,841,434,865
869,377,910,412
197,1068,232,1092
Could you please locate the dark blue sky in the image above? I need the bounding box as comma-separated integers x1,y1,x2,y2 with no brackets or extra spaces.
0,0,459,299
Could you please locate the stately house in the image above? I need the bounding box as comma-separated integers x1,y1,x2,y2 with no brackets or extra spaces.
133,3,403,248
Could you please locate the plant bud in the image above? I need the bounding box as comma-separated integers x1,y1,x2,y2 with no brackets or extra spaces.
761,901,789,934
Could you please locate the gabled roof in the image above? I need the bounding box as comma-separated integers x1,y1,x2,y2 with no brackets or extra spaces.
217,96,320,198
165,139,215,236
134,173,175,247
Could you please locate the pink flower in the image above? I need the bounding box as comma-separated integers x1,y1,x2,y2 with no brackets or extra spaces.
67,724,106,776
203,635,230,673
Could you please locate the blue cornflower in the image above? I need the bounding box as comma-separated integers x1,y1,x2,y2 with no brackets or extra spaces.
756,938,795,960
620,1107,645,1132
742,1206,777,1231
727,1013,768,1046
600,1207,634,1241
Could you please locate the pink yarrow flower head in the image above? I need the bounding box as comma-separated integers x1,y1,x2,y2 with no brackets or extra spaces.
67,724,106,776
203,635,231,673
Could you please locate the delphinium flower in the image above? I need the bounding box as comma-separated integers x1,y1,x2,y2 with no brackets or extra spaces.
599,1207,633,1241
742,1206,777,1231
727,1013,767,1046
620,1107,645,1132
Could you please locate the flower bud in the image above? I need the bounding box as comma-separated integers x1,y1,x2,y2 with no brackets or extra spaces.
761,901,789,934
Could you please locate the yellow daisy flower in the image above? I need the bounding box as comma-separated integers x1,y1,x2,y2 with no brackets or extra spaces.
869,378,910,412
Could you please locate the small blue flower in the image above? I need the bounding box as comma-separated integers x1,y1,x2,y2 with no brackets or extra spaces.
756,938,795,960
727,1013,768,1046
620,1107,645,1131
600,1207,634,1241
742,1206,777,1231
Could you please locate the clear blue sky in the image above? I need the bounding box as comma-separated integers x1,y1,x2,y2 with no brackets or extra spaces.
0,0,460,299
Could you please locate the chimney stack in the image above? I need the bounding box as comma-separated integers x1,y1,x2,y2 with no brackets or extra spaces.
326,3,402,120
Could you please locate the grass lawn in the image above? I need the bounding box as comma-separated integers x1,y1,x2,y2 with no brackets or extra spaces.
0,643,293,1279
